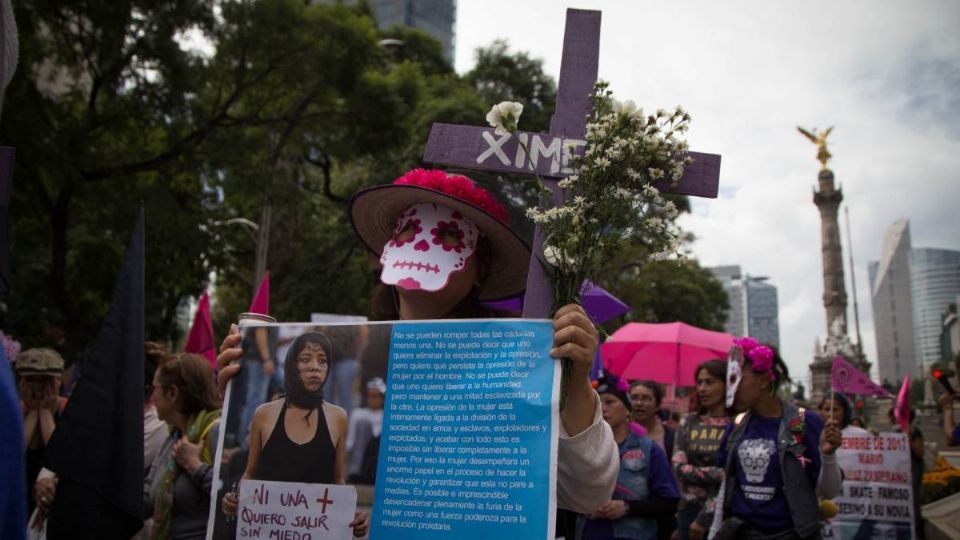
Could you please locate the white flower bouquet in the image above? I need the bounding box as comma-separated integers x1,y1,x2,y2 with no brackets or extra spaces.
487,82,693,405
488,81,691,312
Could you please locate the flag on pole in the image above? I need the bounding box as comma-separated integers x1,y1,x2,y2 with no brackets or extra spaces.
894,374,911,435
184,289,216,367
831,356,891,397
249,271,270,315
45,209,145,539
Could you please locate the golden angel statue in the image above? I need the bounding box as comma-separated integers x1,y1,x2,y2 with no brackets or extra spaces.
797,126,833,169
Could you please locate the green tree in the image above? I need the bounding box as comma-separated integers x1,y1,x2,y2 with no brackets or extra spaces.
598,255,729,333
465,40,556,133
1,1,220,356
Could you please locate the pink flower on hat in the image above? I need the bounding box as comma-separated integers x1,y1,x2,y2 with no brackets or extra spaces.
735,336,775,381
734,337,760,353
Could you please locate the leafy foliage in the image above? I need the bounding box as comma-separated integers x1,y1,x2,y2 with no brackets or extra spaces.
1,3,728,360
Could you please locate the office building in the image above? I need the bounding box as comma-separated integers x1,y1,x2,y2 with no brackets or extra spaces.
707,265,780,346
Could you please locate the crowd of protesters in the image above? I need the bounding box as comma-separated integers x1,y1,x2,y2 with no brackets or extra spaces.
0,169,945,540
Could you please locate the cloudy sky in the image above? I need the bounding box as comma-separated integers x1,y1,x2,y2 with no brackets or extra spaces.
454,0,960,386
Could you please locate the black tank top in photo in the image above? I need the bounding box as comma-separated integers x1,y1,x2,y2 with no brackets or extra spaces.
256,399,335,483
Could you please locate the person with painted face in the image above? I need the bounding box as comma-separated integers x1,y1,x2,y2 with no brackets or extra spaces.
221,331,368,537
672,359,730,540
578,376,680,540
693,339,842,540
217,168,617,516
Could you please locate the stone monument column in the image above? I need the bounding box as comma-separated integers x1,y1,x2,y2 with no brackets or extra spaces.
814,169,848,336
799,127,868,405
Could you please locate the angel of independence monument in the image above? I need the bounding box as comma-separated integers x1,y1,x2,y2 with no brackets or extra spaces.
423,8,722,318
800,127,869,405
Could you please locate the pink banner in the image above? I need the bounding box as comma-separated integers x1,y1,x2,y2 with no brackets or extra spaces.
831,356,891,397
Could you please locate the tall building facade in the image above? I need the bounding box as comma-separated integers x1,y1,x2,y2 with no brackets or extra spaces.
910,249,960,367
868,219,916,385
746,277,780,347
869,220,960,383
707,265,780,346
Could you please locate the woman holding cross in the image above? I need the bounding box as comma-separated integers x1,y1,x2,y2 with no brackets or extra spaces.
217,168,618,517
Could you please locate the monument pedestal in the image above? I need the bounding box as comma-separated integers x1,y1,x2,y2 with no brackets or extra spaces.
809,320,869,406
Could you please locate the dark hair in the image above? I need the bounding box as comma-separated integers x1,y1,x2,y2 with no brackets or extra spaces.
596,376,631,411
887,406,915,424
695,359,727,385
370,236,500,320
283,331,333,410
144,341,168,400
694,359,727,413
156,353,220,415
819,392,852,428
630,380,664,407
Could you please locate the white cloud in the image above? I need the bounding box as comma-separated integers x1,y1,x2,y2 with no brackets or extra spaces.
455,0,960,386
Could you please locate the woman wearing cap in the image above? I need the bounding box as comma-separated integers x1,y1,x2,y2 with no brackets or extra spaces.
218,169,617,514
672,359,730,540
578,376,680,540
16,347,66,514
221,331,368,536
693,339,842,540
346,377,386,484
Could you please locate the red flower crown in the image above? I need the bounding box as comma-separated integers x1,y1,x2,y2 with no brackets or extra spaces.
394,169,511,225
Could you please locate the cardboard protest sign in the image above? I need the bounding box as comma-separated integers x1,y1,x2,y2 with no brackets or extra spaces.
822,430,915,540
237,480,357,540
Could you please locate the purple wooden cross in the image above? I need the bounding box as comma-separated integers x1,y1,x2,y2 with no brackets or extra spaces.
423,9,722,318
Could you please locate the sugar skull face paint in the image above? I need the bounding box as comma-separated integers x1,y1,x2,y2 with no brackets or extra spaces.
380,203,480,292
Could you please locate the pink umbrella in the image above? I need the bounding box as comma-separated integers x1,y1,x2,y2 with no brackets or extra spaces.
601,322,734,387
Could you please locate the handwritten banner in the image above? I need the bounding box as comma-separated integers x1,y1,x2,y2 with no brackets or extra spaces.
371,320,559,540
237,480,357,540
822,430,915,540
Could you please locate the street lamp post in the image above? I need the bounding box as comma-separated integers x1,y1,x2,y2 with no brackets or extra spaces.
213,215,265,296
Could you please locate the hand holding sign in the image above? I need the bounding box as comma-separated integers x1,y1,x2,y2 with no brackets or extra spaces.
820,419,842,455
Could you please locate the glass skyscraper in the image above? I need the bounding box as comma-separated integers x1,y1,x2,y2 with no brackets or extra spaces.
869,219,960,382
708,265,780,346
910,248,960,368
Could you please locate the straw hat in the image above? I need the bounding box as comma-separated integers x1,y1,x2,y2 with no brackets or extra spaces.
349,169,530,301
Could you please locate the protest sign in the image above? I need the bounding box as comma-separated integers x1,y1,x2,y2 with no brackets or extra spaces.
208,319,560,540
237,480,357,540
822,430,915,540
370,319,559,540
